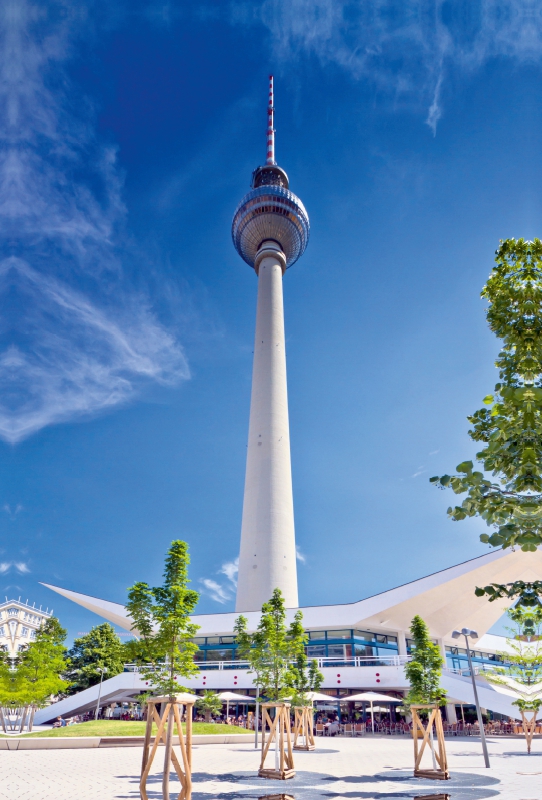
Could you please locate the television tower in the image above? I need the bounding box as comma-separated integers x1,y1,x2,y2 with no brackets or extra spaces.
232,77,309,612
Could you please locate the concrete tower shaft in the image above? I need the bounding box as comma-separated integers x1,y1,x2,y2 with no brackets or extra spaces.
235,242,298,611
232,78,308,612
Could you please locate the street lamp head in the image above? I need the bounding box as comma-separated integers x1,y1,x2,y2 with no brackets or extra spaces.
452,628,479,640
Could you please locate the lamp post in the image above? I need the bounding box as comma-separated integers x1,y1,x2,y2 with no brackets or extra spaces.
451,628,490,768
94,667,108,721
254,687,260,749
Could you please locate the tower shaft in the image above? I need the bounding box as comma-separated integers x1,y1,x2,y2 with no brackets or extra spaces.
235,242,298,611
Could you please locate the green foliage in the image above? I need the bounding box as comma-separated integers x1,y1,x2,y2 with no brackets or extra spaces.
234,588,307,701
484,605,542,712
195,690,223,721
67,623,125,693
403,616,446,710
288,652,324,707
126,540,200,696
475,580,542,608
8,618,69,708
431,239,542,551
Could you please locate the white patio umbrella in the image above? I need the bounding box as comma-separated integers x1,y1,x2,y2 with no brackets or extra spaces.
340,691,402,734
218,691,254,722
306,691,336,703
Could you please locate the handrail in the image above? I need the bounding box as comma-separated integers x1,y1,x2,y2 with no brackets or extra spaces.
123,654,412,673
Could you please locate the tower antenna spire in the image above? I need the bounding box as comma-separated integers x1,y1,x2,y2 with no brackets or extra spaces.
266,75,275,165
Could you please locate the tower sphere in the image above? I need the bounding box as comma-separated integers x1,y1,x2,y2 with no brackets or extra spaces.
232,169,309,270
231,77,309,270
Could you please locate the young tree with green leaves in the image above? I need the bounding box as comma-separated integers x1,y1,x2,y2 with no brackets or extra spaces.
195,690,223,722
67,623,125,694
126,540,200,696
8,618,69,729
403,616,446,711
431,239,542,552
289,651,324,707
234,588,307,701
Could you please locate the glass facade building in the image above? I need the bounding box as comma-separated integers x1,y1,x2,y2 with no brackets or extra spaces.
191,628,399,668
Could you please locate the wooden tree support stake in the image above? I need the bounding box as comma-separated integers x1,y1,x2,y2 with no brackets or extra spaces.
293,706,315,751
140,695,195,800
520,709,538,754
259,702,296,780
411,705,449,781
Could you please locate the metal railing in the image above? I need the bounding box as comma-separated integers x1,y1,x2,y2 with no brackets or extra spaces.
444,664,497,678
123,654,411,673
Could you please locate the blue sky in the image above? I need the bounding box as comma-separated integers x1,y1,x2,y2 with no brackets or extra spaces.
1,1,541,641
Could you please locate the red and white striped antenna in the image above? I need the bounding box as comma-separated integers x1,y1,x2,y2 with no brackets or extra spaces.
266,75,275,165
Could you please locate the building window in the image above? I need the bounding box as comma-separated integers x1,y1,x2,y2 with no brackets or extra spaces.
306,645,326,658
0,627,4,636
327,644,346,658
22,627,29,636
30,630,36,639
327,630,353,640
205,649,233,662
308,631,326,640
8,608,18,616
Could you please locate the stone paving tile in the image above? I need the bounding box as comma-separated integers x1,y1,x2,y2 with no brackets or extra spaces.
1,736,542,799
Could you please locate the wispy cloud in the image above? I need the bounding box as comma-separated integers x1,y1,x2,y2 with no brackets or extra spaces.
219,558,239,585
200,578,231,604
200,557,239,604
0,1,190,442
2,504,23,520
233,0,542,131
295,546,306,564
411,466,426,478
0,562,29,574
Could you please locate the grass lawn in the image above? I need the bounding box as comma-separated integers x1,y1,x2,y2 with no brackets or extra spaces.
25,721,249,738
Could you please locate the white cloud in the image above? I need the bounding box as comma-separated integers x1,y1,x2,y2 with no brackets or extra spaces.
200,556,239,604
2,504,23,519
295,546,306,563
411,466,426,478
219,558,239,586
429,449,440,456
200,578,231,604
234,0,542,131
0,1,190,443
0,561,30,574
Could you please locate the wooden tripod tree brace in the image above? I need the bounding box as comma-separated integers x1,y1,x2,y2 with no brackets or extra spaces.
293,706,315,751
411,705,449,781
520,709,538,754
259,702,296,780
140,695,195,800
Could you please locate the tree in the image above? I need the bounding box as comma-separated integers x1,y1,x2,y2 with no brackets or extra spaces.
196,690,223,722
431,239,542,551
234,588,307,701
404,616,446,711
475,580,542,608
289,652,324,707
12,617,69,708
484,604,542,750
67,623,125,694
126,540,200,696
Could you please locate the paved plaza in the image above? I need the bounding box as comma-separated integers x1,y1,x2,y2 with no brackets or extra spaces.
2,736,542,800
